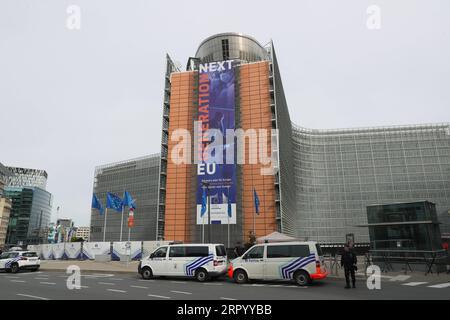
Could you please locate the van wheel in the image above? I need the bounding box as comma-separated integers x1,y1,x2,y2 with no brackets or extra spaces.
10,263,20,274
195,268,208,282
294,270,311,286
233,269,248,284
141,267,153,280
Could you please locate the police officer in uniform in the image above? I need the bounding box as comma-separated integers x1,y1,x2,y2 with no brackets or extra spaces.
341,243,357,289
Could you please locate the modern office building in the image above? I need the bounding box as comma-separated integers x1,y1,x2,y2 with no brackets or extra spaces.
92,33,450,246
75,226,90,241
151,32,450,245
0,197,12,247
90,154,161,241
4,187,52,245
156,33,296,245
0,162,12,196
293,124,450,243
7,167,48,190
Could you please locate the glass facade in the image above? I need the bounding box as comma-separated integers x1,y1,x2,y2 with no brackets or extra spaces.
293,124,450,243
195,33,268,64
367,201,442,251
4,187,52,245
90,154,161,241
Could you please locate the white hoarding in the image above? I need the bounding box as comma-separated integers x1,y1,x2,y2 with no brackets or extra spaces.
64,242,82,259
52,243,65,259
41,244,53,260
112,241,142,261
81,242,110,260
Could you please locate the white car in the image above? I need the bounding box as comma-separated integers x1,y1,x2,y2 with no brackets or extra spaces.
228,241,328,286
138,243,228,282
0,251,40,273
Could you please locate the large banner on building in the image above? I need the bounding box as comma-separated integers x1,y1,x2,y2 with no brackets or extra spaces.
81,242,110,260
196,60,237,225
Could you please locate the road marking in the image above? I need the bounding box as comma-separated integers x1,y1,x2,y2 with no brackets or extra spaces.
148,294,171,299
389,275,411,282
35,277,50,280
402,282,428,287
138,279,155,282
17,293,49,300
109,278,124,281
220,297,237,300
267,284,283,287
107,289,127,293
98,282,115,285
171,281,187,284
79,285,89,289
202,283,223,286
428,283,450,289
131,285,149,289
243,284,265,287
6,276,20,279
171,290,192,295
40,282,56,285
10,280,26,283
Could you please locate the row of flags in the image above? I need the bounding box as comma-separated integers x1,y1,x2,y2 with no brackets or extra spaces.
92,191,136,227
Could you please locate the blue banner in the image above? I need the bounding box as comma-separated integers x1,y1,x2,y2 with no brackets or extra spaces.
197,60,237,224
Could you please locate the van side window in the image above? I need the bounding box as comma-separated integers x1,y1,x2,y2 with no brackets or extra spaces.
169,247,185,257
244,246,264,259
215,245,226,257
267,245,310,258
153,246,167,258
185,246,209,257
291,245,310,257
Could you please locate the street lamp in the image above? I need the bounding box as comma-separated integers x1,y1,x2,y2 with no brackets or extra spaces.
202,181,211,243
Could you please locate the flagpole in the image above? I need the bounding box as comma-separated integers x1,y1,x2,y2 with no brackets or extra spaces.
103,208,108,242
202,215,205,244
227,215,230,249
120,206,124,242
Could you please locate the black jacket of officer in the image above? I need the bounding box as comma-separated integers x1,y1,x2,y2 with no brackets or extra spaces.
341,249,357,268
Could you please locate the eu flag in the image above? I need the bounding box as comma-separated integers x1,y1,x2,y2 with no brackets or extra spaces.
253,188,260,215
200,188,207,217
91,193,104,215
227,187,232,218
123,191,136,209
106,192,123,212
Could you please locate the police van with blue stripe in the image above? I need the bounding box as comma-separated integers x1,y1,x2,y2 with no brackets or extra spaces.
228,242,327,286
138,244,227,282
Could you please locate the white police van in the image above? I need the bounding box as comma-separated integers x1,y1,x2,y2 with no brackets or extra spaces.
138,243,227,282
228,241,327,286
0,251,40,273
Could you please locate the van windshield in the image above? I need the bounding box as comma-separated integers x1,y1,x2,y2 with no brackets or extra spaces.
215,245,226,257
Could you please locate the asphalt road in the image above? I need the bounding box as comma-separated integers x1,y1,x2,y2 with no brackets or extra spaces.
0,270,448,300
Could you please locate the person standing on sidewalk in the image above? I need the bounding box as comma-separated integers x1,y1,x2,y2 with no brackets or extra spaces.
341,243,357,289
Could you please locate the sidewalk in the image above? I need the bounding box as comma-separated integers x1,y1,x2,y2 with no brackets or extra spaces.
40,260,139,274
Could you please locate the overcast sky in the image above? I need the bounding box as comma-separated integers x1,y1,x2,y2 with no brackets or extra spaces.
1,0,449,226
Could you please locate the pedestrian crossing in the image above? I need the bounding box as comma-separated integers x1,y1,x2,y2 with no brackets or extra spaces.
401,281,450,289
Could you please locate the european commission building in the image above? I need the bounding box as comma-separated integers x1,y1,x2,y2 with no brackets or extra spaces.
90,33,450,245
